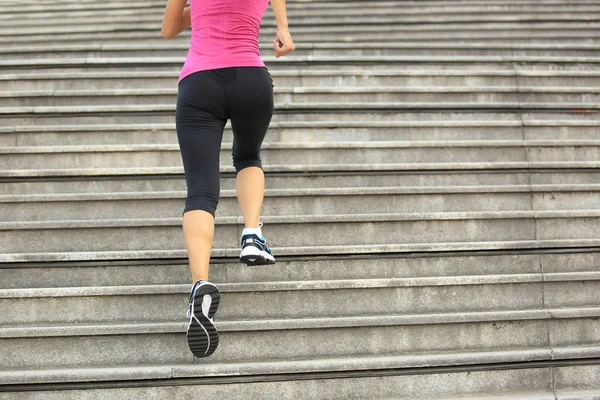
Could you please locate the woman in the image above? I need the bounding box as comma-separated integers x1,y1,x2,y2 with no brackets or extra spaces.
162,0,295,358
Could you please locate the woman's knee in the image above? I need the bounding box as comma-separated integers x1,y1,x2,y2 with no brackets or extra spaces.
183,192,219,217
234,158,262,174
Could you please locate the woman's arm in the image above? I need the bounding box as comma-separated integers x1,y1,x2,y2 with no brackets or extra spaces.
269,0,295,57
161,0,191,39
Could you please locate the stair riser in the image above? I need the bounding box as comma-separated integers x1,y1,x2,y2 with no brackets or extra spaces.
0,92,524,108
3,21,600,36
0,127,525,147
4,47,600,60
3,75,599,91
6,146,600,171
3,60,600,79
1,192,536,222
0,172,538,195
3,126,600,147
5,251,596,289
1,218,543,253
4,91,599,107
554,364,600,393
0,253,548,289
0,282,546,325
3,191,599,222
0,368,558,400
0,320,555,368
5,7,600,24
0,113,523,128
5,35,600,48
1,173,598,196
4,108,600,128
4,317,598,369
4,13,600,27
5,250,598,289
3,146,535,170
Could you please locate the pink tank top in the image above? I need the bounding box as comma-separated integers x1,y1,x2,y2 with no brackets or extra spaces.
178,0,270,82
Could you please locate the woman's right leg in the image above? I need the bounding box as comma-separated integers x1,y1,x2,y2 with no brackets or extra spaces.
226,67,275,265
236,166,265,229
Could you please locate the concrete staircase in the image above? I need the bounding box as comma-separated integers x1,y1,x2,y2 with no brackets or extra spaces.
1,0,600,398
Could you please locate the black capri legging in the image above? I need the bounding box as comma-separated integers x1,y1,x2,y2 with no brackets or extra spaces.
176,67,274,217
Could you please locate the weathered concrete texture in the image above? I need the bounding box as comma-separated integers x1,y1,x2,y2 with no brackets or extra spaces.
3,71,599,92
0,190,536,221
7,141,593,170
556,390,600,400
2,122,599,147
555,364,600,391
0,320,551,369
2,212,546,254
2,0,600,393
0,253,543,288
0,280,544,324
0,368,554,400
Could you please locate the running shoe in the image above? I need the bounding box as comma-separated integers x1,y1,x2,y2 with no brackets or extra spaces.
186,280,220,358
239,233,276,265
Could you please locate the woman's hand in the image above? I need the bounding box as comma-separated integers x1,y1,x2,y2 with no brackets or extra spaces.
161,0,190,39
274,29,295,58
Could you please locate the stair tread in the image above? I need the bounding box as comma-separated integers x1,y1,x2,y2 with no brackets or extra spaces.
4,239,600,263
2,306,600,337
1,346,598,385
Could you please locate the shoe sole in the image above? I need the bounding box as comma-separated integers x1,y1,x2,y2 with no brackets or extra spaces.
187,283,220,358
240,253,276,266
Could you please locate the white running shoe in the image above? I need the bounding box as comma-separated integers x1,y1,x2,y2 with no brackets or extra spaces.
239,233,276,266
186,280,220,358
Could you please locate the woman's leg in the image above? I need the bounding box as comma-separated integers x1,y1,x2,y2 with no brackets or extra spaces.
177,71,227,358
228,67,274,229
236,166,265,229
176,72,227,282
182,210,215,282
226,67,275,265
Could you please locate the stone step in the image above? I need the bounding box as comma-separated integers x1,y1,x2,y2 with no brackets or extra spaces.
2,86,600,107
1,309,598,369
5,184,599,222
2,250,594,289
7,244,600,289
1,20,597,37
1,350,598,392
3,169,582,195
3,0,599,13
2,210,600,255
3,13,599,34
1,266,597,323
5,110,556,126
3,104,600,127
3,43,600,59
2,56,598,79
0,367,570,400
1,69,599,91
4,2,600,19
3,120,600,147
4,141,600,170
7,12,600,30
5,236,600,264
5,161,600,180
2,55,599,69
4,30,600,47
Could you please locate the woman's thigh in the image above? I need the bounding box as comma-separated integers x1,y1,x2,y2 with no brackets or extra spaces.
225,67,275,168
